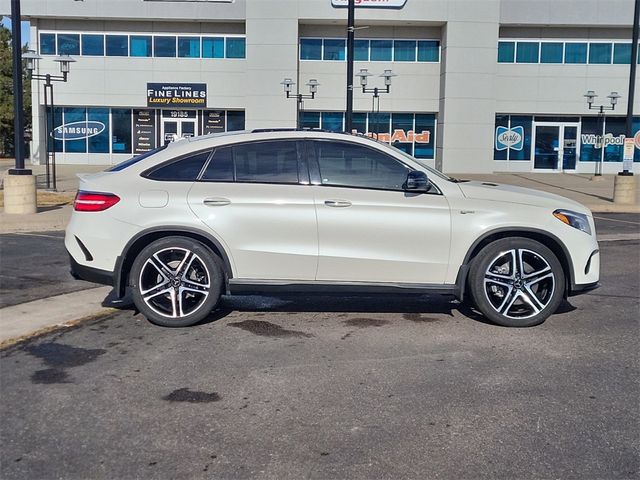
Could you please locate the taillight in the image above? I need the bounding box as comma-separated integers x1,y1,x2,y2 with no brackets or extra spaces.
74,191,120,212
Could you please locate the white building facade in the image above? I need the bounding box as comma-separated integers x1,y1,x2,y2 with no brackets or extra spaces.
3,0,639,174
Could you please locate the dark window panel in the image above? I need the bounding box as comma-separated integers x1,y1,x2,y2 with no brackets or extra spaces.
58,33,80,55
81,34,104,56
40,33,56,55
106,35,129,56
226,37,246,58
154,36,176,57
130,36,152,57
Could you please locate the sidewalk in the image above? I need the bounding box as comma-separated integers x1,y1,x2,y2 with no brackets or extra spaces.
2,160,639,233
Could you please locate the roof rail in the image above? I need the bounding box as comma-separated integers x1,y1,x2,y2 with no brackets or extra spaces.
250,127,331,134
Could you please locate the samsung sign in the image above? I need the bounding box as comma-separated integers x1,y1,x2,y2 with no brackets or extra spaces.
331,0,408,8
52,121,105,140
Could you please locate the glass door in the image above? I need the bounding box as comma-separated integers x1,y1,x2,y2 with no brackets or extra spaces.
534,123,579,171
162,121,178,146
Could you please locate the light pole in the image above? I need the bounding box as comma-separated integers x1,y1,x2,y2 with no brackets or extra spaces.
355,68,396,138
584,90,620,178
23,50,75,191
281,78,319,129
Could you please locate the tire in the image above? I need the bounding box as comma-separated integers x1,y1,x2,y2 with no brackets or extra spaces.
467,237,565,327
130,236,224,327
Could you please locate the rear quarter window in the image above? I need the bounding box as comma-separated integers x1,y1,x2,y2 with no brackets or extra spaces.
145,150,212,181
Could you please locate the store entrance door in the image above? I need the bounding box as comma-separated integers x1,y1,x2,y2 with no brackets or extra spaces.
161,110,198,145
533,123,579,171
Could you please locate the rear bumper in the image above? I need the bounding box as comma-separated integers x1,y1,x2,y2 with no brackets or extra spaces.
569,281,600,296
69,253,114,287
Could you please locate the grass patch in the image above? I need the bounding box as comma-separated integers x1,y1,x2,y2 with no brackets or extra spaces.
0,190,76,208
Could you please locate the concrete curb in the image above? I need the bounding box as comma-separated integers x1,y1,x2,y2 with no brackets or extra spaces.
0,286,115,346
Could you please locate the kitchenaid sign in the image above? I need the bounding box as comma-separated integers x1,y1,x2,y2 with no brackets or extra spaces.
331,0,408,7
51,121,105,140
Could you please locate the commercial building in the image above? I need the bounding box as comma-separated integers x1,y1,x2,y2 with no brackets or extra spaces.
4,0,639,174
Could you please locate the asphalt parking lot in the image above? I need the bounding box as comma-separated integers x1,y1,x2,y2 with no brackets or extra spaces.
1,237,638,479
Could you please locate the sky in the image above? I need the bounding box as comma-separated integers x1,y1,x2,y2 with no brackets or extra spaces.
1,16,30,46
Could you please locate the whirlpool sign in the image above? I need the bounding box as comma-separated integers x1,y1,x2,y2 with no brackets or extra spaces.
495,126,524,151
51,121,105,140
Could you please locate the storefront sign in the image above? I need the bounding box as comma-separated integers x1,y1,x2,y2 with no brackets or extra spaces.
367,129,430,143
147,83,207,107
203,110,226,135
580,133,625,148
331,0,408,7
133,109,157,155
52,121,105,140
495,126,523,151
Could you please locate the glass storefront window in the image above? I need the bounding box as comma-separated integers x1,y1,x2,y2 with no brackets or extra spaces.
63,108,87,153
352,113,367,135
579,117,601,162
58,34,80,55
226,38,246,59
322,112,344,132
87,108,110,153
111,109,132,154
300,112,320,129
130,36,152,57
106,35,128,56
202,37,224,58
497,41,515,63
178,37,201,58
51,107,63,153
40,33,56,55
613,43,631,64
540,42,563,63
493,115,509,160
603,117,625,161
323,39,346,60
565,43,587,63
354,40,369,61
370,40,392,61
509,116,532,160
226,111,245,131
154,36,176,57
417,40,439,62
414,114,435,159
391,113,414,155
516,42,539,63
300,38,322,60
394,40,416,62
81,34,104,56
493,115,532,161
589,43,612,64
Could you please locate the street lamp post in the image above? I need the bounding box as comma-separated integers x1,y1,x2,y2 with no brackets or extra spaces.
355,68,396,138
281,78,319,128
23,50,75,191
584,90,620,178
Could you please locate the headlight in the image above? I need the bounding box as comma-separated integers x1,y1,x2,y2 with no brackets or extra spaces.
553,209,592,235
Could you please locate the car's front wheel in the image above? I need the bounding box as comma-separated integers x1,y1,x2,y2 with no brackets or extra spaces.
130,236,223,327
468,237,565,327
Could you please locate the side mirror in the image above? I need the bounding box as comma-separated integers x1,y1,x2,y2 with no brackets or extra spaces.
404,170,430,193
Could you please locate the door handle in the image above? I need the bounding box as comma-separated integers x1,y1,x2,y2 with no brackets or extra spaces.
324,199,352,208
203,197,231,207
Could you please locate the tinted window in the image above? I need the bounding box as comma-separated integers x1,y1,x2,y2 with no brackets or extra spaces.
565,43,587,63
130,36,152,57
234,141,299,184
201,146,234,181
178,37,200,58
313,141,409,191
516,42,539,63
497,41,515,62
417,40,439,62
540,42,563,63
300,38,322,60
202,37,224,58
106,35,128,56
394,40,416,61
58,34,80,55
40,33,56,55
154,36,176,57
323,39,345,60
354,39,369,60
148,151,211,181
370,40,392,61
226,110,245,131
107,145,166,172
82,34,104,55
589,42,612,64
111,108,132,153
613,43,632,64
226,37,245,58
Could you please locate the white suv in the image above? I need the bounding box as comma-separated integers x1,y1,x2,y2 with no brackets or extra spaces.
66,130,599,328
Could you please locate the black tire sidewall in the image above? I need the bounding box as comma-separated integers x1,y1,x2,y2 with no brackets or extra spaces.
130,236,223,327
468,237,565,328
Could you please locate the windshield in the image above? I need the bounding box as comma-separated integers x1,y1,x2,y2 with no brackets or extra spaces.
106,145,167,172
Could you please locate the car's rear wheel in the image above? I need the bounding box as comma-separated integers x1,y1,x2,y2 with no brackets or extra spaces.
130,237,223,327
468,237,565,327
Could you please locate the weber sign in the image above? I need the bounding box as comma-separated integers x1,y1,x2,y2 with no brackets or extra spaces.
331,0,408,8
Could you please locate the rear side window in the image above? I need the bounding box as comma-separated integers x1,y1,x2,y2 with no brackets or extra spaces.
201,140,300,184
107,145,167,172
146,150,211,181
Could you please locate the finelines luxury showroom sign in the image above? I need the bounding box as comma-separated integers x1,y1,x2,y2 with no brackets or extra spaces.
147,83,207,107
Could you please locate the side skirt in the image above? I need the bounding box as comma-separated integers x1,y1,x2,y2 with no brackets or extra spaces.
228,279,459,296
